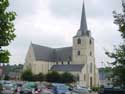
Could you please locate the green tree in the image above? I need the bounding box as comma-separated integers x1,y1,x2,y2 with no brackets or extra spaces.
38,73,45,81
33,73,45,82
61,72,75,83
46,71,61,83
21,69,33,81
106,1,125,86
0,0,16,63
4,74,9,80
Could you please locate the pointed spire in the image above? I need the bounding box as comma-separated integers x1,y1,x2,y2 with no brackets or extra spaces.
76,0,89,36
80,0,88,31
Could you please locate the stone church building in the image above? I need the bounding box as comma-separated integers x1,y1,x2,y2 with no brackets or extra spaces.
24,0,99,87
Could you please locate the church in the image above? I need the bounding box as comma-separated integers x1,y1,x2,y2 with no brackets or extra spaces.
24,0,99,87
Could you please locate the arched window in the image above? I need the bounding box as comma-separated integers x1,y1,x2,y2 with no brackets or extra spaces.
77,38,81,44
90,63,92,73
90,39,92,44
90,51,92,56
90,77,93,88
77,51,80,56
84,74,86,81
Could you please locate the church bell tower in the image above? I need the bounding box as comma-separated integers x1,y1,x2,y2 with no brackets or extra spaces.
72,0,94,65
72,0,96,87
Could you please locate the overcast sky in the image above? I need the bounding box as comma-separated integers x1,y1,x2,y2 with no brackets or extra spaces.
8,0,123,67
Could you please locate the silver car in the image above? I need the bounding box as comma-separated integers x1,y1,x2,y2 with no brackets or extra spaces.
2,83,16,94
72,88,90,94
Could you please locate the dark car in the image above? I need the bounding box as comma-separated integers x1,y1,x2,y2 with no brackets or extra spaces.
52,83,71,94
99,87,125,94
20,88,33,94
20,82,37,94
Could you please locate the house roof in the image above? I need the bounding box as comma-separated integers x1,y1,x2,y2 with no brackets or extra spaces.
98,68,112,80
31,43,72,62
51,64,84,72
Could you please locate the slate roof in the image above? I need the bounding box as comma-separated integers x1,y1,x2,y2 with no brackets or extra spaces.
51,64,84,72
32,44,53,61
31,43,72,62
55,47,72,61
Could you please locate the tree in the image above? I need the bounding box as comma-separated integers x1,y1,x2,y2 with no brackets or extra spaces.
106,1,125,86
0,0,16,63
60,72,75,83
37,73,45,81
33,73,45,82
4,75,9,80
46,71,61,83
46,71,75,83
21,69,33,81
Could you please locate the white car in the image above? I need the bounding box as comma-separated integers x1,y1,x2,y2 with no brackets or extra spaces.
41,87,54,94
72,87,90,94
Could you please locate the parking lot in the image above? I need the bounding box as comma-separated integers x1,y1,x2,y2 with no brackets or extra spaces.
0,80,95,94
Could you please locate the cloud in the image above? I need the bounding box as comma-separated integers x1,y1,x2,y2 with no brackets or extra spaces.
9,0,49,17
49,0,122,20
7,0,122,66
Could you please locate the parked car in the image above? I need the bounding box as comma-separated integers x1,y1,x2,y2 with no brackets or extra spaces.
2,83,17,94
20,82,37,94
52,83,71,94
72,87,90,94
78,86,92,93
98,87,125,94
20,88,33,94
14,82,24,93
41,87,54,94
